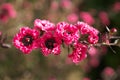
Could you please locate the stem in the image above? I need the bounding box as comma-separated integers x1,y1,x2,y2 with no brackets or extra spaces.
110,36,120,39
94,43,117,46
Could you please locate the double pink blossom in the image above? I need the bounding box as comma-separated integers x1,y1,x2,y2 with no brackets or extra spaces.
34,19,55,32
13,27,39,54
68,43,87,64
38,31,61,56
76,21,99,44
55,22,79,45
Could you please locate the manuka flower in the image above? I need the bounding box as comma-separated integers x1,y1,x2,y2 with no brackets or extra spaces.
34,19,55,33
76,21,99,44
0,3,16,23
55,22,79,45
88,34,99,44
68,43,87,64
38,31,61,56
76,21,99,35
13,27,39,54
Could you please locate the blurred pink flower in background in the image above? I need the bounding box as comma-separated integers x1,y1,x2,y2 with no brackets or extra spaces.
60,0,72,9
102,67,115,77
88,47,100,68
83,77,91,80
98,11,110,26
50,1,59,10
113,2,120,12
79,12,95,25
67,13,79,23
0,3,16,23
89,57,100,68
88,46,98,56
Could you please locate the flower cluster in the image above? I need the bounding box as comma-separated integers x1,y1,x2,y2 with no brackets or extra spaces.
13,19,99,64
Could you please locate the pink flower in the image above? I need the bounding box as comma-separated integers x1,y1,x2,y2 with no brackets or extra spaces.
68,43,87,64
76,21,99,35
67,13,78,23
88,34,99,44
0,3,16,23
89,26,99,36
34,19,55,32
13,27,39,54
88,46,101,68
88,46,98,56
102,67,115,77
50,1,59,10
89,57,100,68
80,12,95,25
55,22,79,45
76,22,90,35
60,0,72,9
39,32,61,56
83,77,91,80
76,21,99,44
113,2,120,12
98,11,110,26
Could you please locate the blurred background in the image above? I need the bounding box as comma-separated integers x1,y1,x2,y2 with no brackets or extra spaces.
0,0,120,80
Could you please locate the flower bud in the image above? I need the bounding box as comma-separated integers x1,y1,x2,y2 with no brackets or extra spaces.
110,28,117,33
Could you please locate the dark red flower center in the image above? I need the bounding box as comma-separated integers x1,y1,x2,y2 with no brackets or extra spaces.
45,38,56,49
22,35,33,46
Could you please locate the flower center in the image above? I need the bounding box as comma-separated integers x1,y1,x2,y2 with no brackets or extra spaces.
22,35,33,46
45,38,56,49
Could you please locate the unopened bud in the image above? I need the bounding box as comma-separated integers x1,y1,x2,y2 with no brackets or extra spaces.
110,28,117,33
